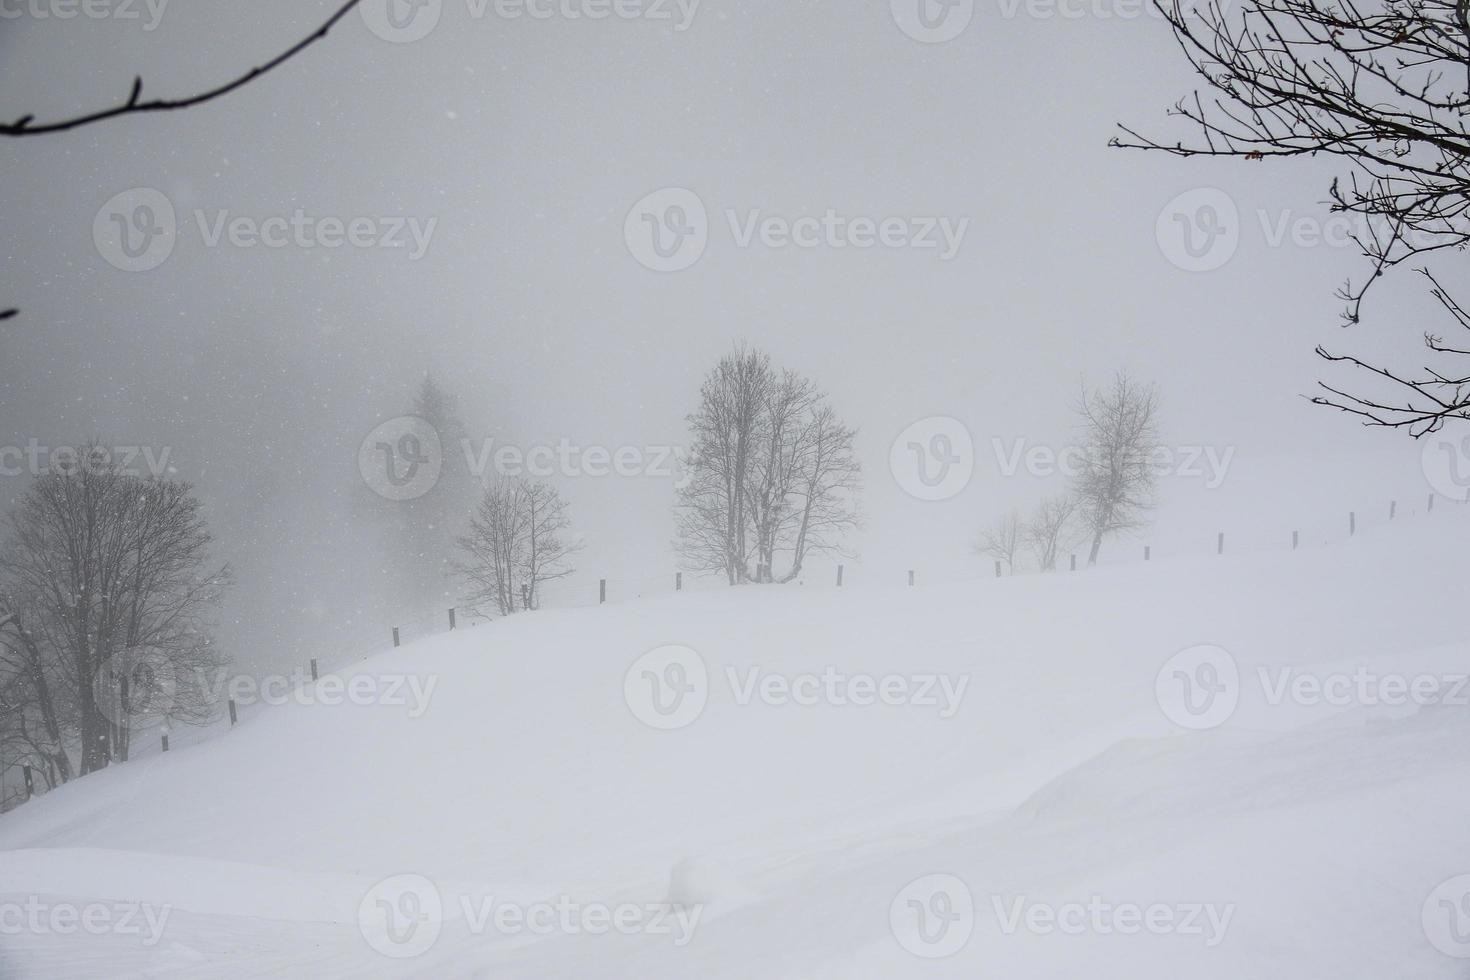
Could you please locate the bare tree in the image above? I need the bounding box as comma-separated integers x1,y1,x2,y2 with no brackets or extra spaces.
0,601,75,793
677,346,861,584
1025,495,1080,572
974,510,1024,574
676,346,773,584
778,402,862,583
1115,0,1470,435
1073,374,1160,565
0,450,228,775
458,479,578,616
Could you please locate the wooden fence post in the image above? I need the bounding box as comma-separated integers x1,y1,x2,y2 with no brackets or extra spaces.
522,584,530,610
448,607,456,630
908,570,915,587
599,579,607,604
1389,500,1397,520
23,765,33,800
1429,493,1435,513
1217,532,1225,555
1349,511,1356,536
310,658,319,682
1144,545,1150,561
228,699,238,727
1292,530,1299,550
161,734,170,753
676,572,683,592
1070,554,1077,572
994,560,1002,578
392,627,400,648
836,564,844,587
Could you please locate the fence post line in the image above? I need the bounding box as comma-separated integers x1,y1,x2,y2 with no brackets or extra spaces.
1070,554,1077,572
599,579,607,604
1390,500,1397,520
1217,532,1225,555
1429,493,1435,513
908,570,915,587
1144,545,1150,561
1292,530,1299,550
836,564,844,587
310,658,319,682
1350,511,1356,536
522,584,530,610
994,560,1002,579
228,699,238,727
392,627,400,648
161,734,170,753
23,765,33,800
448,607,456,630
676,572,683,592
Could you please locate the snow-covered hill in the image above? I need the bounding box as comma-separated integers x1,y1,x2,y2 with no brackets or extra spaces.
3,508,1470,978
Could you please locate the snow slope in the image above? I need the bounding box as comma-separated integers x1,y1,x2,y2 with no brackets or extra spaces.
3,508,1470,978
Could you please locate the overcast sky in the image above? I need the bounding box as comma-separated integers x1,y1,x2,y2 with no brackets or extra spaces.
0,0,1442,673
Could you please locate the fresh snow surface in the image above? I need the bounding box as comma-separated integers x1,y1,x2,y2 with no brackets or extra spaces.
3,510,1470,978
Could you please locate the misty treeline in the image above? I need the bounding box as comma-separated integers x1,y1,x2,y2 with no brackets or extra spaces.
675,345,863,584
1118,0,1470,437
976,373,1160,572
0,450,229,805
